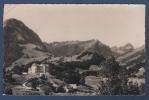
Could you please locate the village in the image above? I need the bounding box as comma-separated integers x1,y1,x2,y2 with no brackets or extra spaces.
11,61,95,96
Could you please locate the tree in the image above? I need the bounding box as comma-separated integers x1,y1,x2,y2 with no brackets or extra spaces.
97,56,124,95
31,78,39,90
96,79,112,95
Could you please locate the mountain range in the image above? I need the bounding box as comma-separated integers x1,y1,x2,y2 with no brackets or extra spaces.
3,18,145,95
4,18,114,69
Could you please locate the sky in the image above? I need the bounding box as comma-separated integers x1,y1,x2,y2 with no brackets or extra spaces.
3,4,145,47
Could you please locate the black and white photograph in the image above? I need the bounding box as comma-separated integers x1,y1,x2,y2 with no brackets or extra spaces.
3,4,145,96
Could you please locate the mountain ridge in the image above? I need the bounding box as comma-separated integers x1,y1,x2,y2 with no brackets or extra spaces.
44,39,113,58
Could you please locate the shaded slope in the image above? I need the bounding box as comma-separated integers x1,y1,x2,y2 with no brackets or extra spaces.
4,18,48,69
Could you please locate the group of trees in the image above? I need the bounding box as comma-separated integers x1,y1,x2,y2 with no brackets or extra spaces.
95,56,145,95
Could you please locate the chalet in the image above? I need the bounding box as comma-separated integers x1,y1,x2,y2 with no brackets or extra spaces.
28,63,49,76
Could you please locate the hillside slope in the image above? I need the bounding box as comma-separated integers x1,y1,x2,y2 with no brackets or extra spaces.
4,18,49,70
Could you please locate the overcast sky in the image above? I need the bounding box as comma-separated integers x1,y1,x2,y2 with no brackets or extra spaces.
4,4,145,47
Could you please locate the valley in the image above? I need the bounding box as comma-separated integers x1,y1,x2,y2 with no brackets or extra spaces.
3,18,145,96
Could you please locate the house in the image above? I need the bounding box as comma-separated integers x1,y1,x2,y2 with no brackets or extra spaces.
28,63,49,76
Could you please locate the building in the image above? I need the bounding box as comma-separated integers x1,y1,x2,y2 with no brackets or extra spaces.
28,63,49,76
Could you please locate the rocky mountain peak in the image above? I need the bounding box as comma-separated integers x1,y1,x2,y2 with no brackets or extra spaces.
4,18,47,51
4,18,48,67
111,43,135,57
4,18,23,27
120,43,134,50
